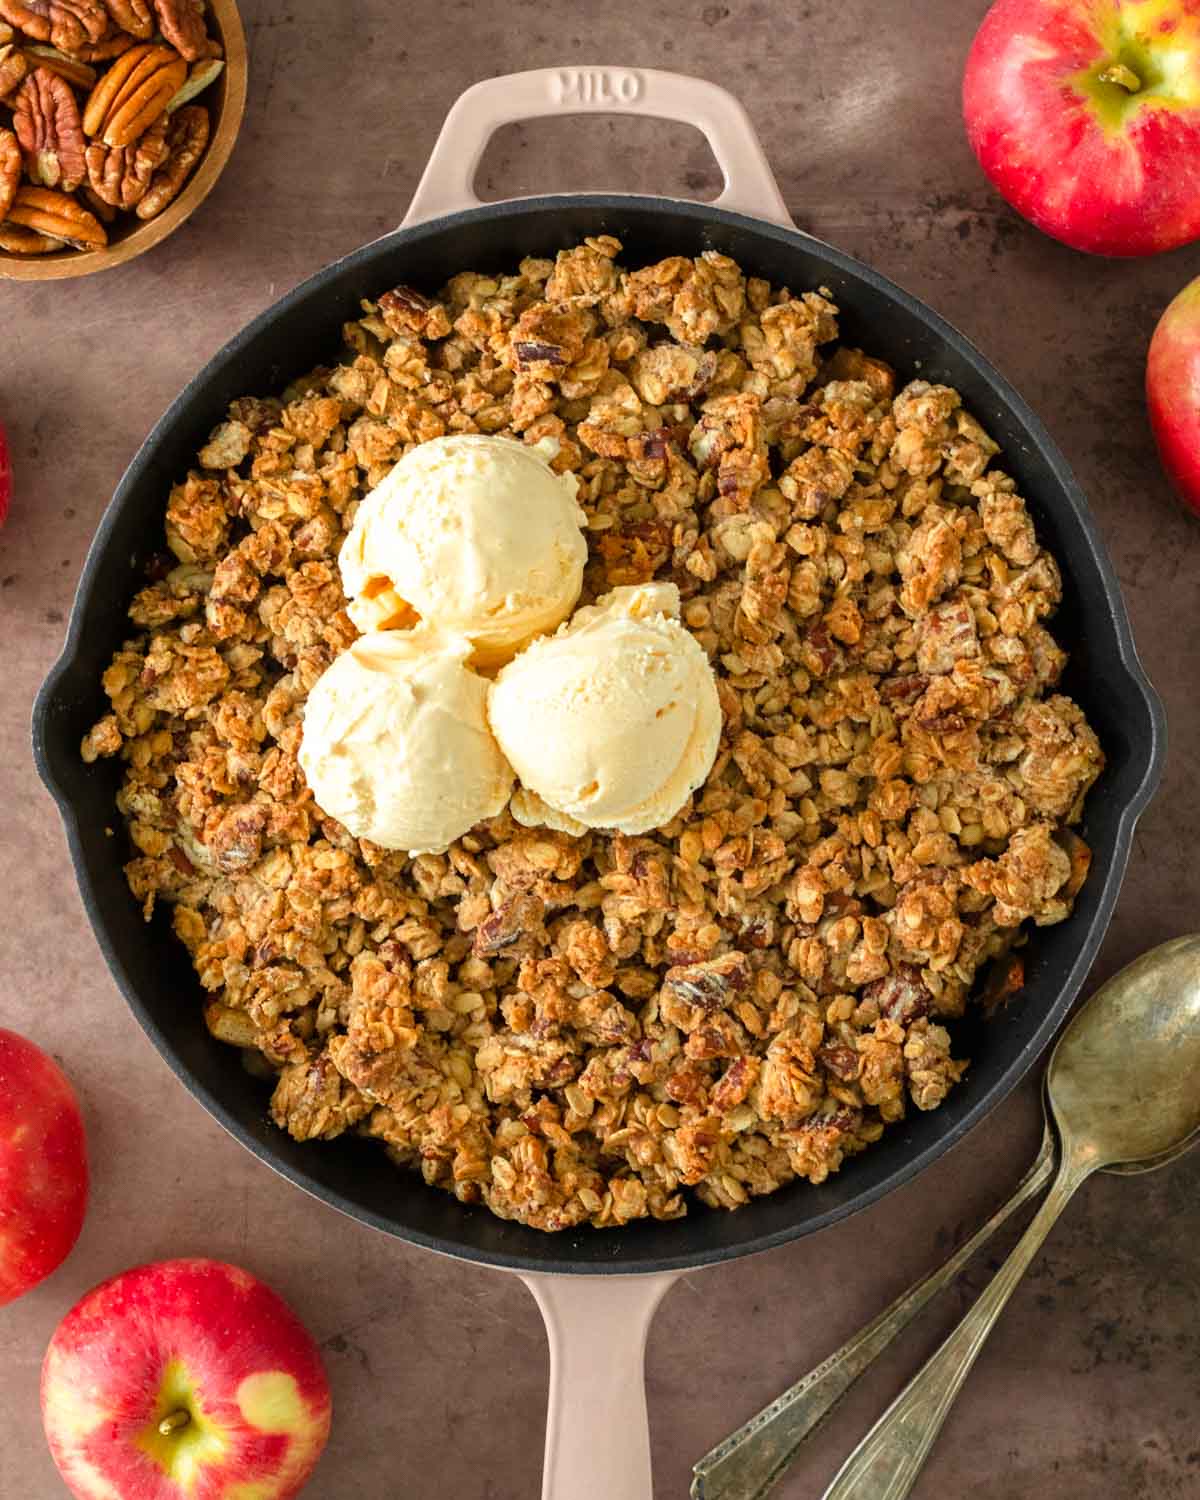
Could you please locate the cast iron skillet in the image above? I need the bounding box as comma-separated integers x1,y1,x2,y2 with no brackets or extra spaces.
32,65,1165,1499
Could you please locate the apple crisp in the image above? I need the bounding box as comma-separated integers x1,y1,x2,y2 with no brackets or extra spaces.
82,238,1103,1231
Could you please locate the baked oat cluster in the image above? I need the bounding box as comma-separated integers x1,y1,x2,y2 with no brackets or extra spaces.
83,237,1104,1231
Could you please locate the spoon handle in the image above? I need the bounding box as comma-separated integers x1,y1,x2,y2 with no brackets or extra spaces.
690,1124,1056,1500
820,1150,1092,1500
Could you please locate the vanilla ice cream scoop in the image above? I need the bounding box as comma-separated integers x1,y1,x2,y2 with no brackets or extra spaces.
339,434,588,667
299,630,513,855
488,583,722,836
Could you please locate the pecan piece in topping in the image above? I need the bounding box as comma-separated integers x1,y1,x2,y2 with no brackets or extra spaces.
880,672,927,707
0,126,19,219
102,0,150,37
862,963,932,1025
204,803,267,874
816,1043,861,1083
711,1055,760,1112
660,951,749,1030
508,303,588,376
597,518,672,587
13,67,86,190
799,623,843,679
377,284,451,340
514,340,567,368
380,283,429,316
84,109,165,207
915,594,978,675
0,0,106,53
149,0,205,60
135,101,206,218
473,894,545,956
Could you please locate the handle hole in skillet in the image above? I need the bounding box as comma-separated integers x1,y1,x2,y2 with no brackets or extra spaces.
476,117,722,205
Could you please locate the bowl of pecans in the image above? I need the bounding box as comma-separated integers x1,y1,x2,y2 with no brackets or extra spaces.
0,0,245,279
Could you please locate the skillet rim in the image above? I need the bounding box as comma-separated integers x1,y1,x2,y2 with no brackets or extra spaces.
32,194,1166,1274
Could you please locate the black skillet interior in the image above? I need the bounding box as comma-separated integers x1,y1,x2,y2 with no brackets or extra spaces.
33,197,1165,1274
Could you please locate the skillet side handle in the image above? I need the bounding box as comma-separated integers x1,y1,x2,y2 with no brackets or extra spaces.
522,1270,679,1500
402,67,793,228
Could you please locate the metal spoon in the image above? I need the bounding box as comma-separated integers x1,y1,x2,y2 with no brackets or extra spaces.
690,1124,1056,1500
692,1109,1196,1500
820,933,1200,1500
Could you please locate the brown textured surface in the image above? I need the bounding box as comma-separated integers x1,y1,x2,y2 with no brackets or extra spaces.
1,1,1198,1496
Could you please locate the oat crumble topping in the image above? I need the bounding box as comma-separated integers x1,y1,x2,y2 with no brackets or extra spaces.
82,238,1103,1230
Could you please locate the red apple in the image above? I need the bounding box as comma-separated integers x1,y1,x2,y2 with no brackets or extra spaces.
964,0,1200,256
0,1028,88,1305
42,1258,332,1500
1148,274,1200,511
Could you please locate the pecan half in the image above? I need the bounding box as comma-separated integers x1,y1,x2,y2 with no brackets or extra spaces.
0,0,105,52
13,67,86,191
81,34,148,126
0,126,20,219
102,0,150,37
84,108,165,207
0,40,29,97
6,183,106,246
135,101,205,219
60,26,132,59
103,48,183,145
150,0,206,60
22,41,96,86
81,40,181,144
0,218,60,250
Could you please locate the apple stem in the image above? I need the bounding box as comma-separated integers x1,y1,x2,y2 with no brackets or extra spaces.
1098,61,1142,93
158,1410,191,1437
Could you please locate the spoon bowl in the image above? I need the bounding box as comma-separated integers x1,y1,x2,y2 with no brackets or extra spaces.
1048,934,1200,1169
1107,1125,1200,1175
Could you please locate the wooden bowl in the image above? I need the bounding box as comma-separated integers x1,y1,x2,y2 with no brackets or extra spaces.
0,0,247,281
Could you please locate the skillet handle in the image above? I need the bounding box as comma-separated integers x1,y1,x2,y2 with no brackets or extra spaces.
521,1270,679,1500
401,67,793,228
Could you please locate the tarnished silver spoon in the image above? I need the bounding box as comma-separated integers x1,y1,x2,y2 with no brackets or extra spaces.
820,934,1200,1500
694,935,1200,1500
